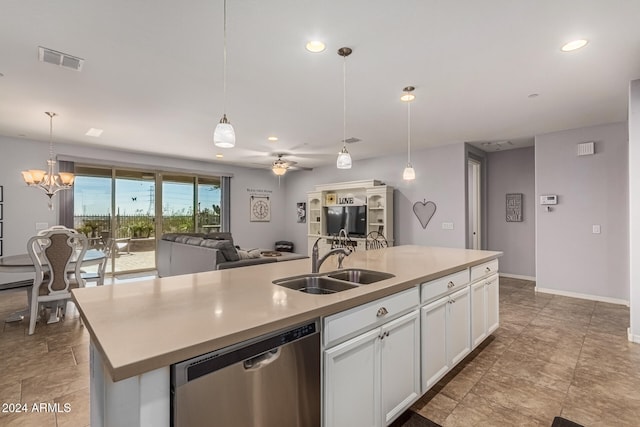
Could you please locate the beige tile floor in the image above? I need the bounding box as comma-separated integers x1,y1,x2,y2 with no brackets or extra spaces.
412,277,639,426
0,277,637,426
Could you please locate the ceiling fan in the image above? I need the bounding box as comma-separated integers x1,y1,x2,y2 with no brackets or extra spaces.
272,154,290,176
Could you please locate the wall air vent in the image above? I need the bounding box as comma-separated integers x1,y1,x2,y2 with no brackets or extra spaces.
343,137,361,144
577,141,595,156
38,46,84,71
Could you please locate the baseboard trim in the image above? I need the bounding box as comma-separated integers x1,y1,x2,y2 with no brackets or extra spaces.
627,328,640,343
535,286,629,306
499,273,536,281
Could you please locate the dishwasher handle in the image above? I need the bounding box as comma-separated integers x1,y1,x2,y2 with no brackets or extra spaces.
243,349,280,371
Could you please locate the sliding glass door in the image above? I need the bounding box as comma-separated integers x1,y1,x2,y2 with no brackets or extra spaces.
72,166,225,276
73,166,113,275
197,177,222,233
114,170,156,273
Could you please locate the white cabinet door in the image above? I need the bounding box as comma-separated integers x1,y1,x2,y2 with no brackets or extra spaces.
486,274,499,335
470,280,487,349
380,310,420,425
421,297,449,392
447,286,471,366
324,328,381,427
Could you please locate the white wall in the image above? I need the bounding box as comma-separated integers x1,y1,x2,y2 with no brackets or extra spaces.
284,143,467,255
629,80,640,341
0,135,287,283
486,147,536,278
535,122,629,302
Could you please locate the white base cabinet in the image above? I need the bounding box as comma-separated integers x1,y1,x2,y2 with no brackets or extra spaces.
421,287,471,392
324,310,420,427
471,274,499,349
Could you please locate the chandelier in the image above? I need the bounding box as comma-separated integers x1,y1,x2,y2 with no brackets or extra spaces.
21,112,74,209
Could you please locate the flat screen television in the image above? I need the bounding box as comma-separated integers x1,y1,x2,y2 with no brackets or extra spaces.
325,205,367,237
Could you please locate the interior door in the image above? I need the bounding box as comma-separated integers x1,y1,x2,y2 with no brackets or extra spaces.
467,158,481,249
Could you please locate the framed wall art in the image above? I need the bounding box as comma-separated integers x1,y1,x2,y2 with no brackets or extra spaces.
250,195,271,222
506,193,523,222
296,202,306,223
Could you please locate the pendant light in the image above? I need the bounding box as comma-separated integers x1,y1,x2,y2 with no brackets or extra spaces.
21,112,75,209
336,47,352,169
213,0,236,148
402,86,416,181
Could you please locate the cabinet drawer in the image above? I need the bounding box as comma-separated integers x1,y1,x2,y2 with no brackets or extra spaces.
470,259,499,282
324,287,419,348
420,269,469,304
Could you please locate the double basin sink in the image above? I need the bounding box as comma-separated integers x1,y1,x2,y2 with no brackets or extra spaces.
273,269,395,295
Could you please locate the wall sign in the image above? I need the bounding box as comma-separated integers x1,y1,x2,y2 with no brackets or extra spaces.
250,195,271,222
506,193,523,222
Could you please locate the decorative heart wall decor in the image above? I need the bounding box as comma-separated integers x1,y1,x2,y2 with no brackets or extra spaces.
413,200,437,229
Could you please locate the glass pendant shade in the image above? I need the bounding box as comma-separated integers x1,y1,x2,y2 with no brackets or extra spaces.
336,146,352,169
272,158,288,176
402,86,416,181
214,115,235,148
403,164,416,180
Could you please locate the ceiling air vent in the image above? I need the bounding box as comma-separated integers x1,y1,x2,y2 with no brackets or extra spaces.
343,137,361,144
38,46,84,71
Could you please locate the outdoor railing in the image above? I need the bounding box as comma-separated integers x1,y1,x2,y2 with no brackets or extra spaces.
74,214,221,238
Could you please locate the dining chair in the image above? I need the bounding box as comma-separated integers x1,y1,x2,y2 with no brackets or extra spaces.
365,230,388,250
331,228,357,252
82,238,114,286
26,227,88,335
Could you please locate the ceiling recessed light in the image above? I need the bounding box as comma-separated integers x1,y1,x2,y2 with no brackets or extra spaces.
216,153,224,158
85,128,104,137
561,39,588,52
305,41,326,53
400,93,415,102
267,136,278,141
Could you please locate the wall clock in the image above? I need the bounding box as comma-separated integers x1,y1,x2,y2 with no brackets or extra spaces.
250,196,271,222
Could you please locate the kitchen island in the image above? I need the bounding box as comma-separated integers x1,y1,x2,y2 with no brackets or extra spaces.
72,245,501,426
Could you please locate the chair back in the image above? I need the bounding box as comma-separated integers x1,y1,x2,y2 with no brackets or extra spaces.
98,238,115,282
330,229,357,252
27,227,88,295
366,231,388,250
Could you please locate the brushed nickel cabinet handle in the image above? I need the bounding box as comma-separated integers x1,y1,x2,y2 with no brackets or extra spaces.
377,307,388,317
485,267,491,273
447,281,455,288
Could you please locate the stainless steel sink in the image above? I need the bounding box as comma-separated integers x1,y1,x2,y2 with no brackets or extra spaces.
325,269,395,284
273,275,358,294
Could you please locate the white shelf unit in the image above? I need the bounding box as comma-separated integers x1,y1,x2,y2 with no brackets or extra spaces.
307,180,394,254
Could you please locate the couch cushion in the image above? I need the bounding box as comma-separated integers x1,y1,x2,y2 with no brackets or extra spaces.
204,232,234,246
185,237,204,246
200,239,239,262
174,235,192,244
162,233,181,242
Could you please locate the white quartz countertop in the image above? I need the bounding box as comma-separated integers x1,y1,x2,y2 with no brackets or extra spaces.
72,245,501,381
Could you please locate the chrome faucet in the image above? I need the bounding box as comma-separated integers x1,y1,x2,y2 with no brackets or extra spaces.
311,237,351,274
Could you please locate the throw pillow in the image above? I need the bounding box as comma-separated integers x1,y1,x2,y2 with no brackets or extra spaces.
237,249,262,259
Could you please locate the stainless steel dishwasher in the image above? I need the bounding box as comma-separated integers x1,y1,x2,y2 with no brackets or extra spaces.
171,320,320,427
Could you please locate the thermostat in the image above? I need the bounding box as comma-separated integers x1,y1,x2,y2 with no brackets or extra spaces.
540,195,558,205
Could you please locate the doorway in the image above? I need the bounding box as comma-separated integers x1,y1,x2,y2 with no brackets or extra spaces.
467,158,482,249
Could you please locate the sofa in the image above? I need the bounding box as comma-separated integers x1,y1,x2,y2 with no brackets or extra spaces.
157,232,306,277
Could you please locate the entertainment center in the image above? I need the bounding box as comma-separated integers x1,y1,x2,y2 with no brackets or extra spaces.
306,180,394,254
